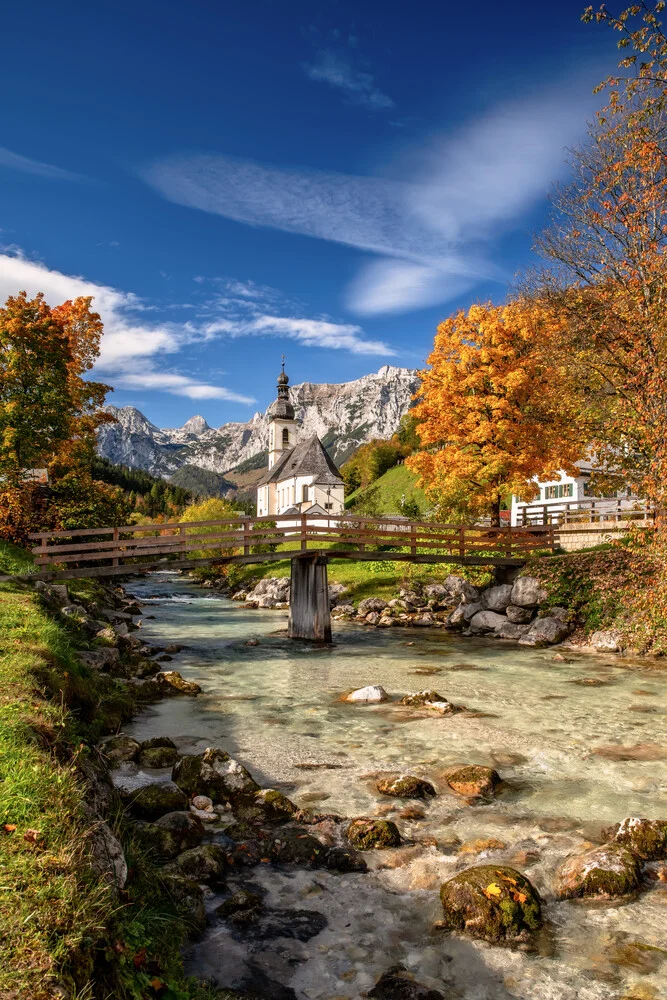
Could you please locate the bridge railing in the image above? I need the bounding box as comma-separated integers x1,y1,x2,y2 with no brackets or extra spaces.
26,512,558,579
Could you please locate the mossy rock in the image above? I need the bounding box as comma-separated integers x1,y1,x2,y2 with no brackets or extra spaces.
439,864,542,944
236,788,299,825
164,843,229,886
100,734,141,764
172,747,259,803
556,843,642,899
377,775,436,799
160,873,206,934
400,690,445,707
154,811,204,853
266,828,327,866
139,746,179,768
131,820,181,862
444,765,501,799
141,736,177,751
323,846,368,872
368,968,447,999
605,816,667,861
346,818,402,850
216,888,263,919
128,781,188,820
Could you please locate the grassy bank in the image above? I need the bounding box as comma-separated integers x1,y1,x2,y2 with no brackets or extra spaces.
0,543,237,1000
345,463,428,515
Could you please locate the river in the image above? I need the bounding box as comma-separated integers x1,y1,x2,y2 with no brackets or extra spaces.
118,572,667,1000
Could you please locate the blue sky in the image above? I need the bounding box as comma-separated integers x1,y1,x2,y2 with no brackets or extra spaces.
0,0,616,428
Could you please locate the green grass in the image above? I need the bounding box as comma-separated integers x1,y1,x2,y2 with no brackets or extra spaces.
0,554,240,1000
346,463,428,515
0,539,36,576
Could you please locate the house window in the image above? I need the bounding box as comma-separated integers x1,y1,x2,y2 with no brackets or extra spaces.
302,484,309,503
325,502,334,510
544,483,574,500
282,428,289,446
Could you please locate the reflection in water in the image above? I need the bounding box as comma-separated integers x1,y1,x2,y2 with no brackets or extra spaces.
124,574,667,1000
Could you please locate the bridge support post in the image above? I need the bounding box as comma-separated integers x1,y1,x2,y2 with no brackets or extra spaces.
288,555,331,642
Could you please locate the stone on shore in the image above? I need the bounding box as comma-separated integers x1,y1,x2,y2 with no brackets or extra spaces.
100,734,141,764
172,747,260,803
505,605,534,624
469,610,506,633
495,621,532,640
444,576,479,603
368,968,447,1000
605,817,667,861
359,597,389,615
164,843,229,886
556,843,642,899
141,736,177,751
139,745,179,768
377,775,436,799
483,584,513,612
155,811,205,852
439,864,542,944
237,788,299,825
518,617,571,647
345,685,390,703
590,630,622,652
79,647,121,672
347,818,402,849
444,765,501,799
510,576,546,608
128,781,189,820
157,671,201,695
161,874,207,933
88,820,127,889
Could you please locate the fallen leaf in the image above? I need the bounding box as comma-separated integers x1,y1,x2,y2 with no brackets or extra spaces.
23,829,42,843
133,947,147,968
3,824,16,833
483,882,503,898
150,977,164,990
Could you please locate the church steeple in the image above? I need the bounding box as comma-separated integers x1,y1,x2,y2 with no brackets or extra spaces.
267,356,296,468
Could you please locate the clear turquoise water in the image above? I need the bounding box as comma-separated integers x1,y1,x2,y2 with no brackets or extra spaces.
122,573,667,1000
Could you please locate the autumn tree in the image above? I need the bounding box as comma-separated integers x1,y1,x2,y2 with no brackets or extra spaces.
407,301,589,525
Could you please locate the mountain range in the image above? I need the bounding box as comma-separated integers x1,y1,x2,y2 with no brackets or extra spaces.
96,365,420,487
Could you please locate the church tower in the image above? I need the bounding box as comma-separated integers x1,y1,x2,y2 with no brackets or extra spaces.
267,359,296,469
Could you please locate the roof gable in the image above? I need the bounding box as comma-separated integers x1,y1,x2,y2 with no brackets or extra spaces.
257,434,343,485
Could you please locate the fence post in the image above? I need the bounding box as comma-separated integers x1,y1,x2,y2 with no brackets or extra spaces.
112,527,119,567
359,520,365,553
410,523,417,556
506,525,513,559
301,513,308,551
179,524,186,561
243,518,250,556
458,525,465,558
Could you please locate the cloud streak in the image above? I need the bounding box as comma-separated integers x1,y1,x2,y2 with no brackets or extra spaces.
142,76,599,315
0,146,85,182
303,49,394,110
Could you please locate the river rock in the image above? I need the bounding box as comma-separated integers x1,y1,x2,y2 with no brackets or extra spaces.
323,846,368,872
556,843,642,899
482,584,513,611
79,647,121,671
100,734,141,764
518,617,571,647
128,781,189,820
469,610,507,633
424,583,448,601
265,828,328,866
368,968,448,1000
510,576,546,608
345,685,390,703
172,748,260,803
505,605,534,624
141,736,177,751
156,671,201,695
590,630,622,652
445,765,500,798
377,775,436,799
216,888,264,920
132,819,184,861
359,597,389,615
400,690,444,707
164,843,229,886
444,576,479,603
347,818,402,849
439,864,542,944
139,746,179,768
495,621,532,640
88,820,127,890
161,873,206,933
237,788,299,825
604,817,667,860
366,612,382,625
155,811,205,853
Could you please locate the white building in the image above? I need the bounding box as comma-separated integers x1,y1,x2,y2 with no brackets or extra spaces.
511,460,636,525
256,364,345,518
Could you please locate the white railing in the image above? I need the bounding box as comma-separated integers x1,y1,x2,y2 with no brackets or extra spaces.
516,497,652,526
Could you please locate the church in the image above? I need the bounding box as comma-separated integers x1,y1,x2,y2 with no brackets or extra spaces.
256,363,345,518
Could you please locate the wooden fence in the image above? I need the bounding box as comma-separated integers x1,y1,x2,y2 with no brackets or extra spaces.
516,497,653,526
23,513,558,581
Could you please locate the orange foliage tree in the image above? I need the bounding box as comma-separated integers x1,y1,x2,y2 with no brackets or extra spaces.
407,301,588,525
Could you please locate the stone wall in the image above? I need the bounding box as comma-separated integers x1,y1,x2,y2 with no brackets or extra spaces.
556,519,639,552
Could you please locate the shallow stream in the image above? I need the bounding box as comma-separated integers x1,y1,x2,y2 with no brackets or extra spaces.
121,573,667,1000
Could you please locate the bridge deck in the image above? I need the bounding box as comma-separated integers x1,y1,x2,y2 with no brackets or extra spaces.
0,513,559,583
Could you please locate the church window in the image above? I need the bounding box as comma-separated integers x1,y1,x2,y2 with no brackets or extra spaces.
282,428,289,446
302,484,309,503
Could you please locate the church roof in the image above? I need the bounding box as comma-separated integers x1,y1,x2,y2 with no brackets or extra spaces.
257,434,344,486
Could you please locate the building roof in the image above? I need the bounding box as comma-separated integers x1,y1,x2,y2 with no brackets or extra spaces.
257,434,344,486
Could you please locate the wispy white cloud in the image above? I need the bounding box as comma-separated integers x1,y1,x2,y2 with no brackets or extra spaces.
303,49,394,110
0,146,85,182
201,311,396,356
111,371,253,402
142,76,598,315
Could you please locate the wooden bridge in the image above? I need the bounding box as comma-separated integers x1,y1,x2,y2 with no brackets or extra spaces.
22,513,558,642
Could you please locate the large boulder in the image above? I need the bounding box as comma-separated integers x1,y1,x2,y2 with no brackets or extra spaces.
160,873,206,933
505,604,534,624
590,630,621,653
345,685,390,703
79,647,121,672
510,576,546,608
154,811,205,852
482,584,513,611
100,735,141,764
377,775,436,799
495,621,532,640
604,817,667,860
323,847,368,873
139,746,179,768
518,617,571,647
358,597,389,615
368,969,447,1000
555,843,641,899
445,765,500,799
347,818,401,849
172,748,260,803
237,788,299,825
444,576,479,603
128,781,189,820
469,610,507,633
439,865,542,944
156,671,201,695
88,820,127,889
163,843,229,886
